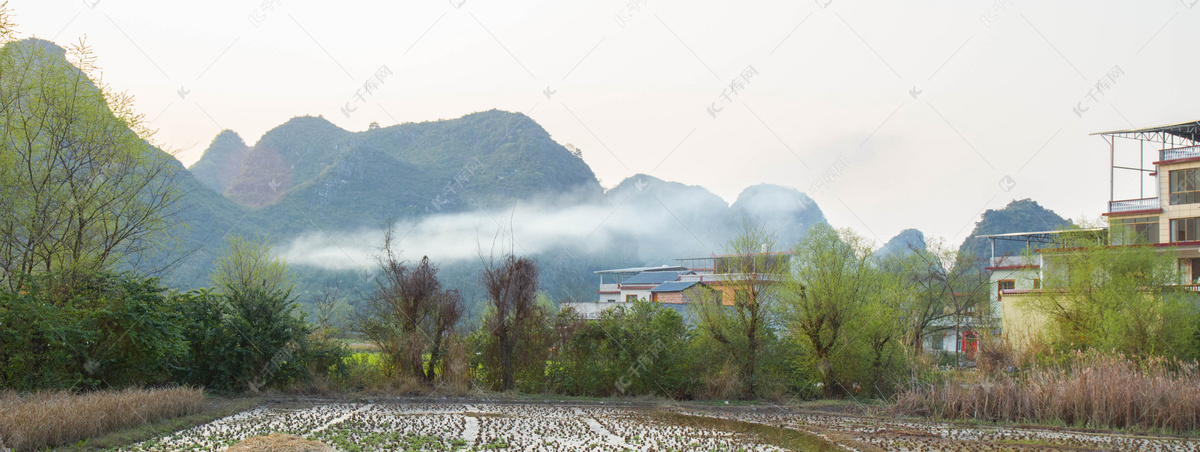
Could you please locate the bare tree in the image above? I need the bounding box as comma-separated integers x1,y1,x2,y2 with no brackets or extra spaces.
889,238,990,366
424,289,464,383
479,253,540,392
357,224,463,384
313,286,343,342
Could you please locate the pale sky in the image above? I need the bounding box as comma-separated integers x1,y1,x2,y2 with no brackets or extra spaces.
7,0,1199,247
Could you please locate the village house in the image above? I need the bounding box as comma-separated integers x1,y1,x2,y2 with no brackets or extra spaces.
991,120,1200,348
562,253,790,319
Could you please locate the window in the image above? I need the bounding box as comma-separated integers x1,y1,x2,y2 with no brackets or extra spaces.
997,280,1015,294
1110,216,1159,244
625,295,637,303
1171,217,1200,242
1171,169,1200,205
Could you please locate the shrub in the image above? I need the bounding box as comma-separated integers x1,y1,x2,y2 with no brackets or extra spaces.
173,287,321,392
0,272,185,390
547,300,694,398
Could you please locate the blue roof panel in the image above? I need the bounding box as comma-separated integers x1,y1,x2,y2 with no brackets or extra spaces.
650,281,702,292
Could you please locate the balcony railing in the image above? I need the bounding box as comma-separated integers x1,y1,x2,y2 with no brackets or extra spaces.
990,255,1040,269
1161,145,1200,162
1109,197,1160,214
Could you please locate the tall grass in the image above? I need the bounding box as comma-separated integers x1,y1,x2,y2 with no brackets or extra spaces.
0,386,204,451
896,352,1200,433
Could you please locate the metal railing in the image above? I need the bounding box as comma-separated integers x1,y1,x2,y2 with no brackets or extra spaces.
990,255,1040,268
1161,145,1200,162
1108,197,1160,213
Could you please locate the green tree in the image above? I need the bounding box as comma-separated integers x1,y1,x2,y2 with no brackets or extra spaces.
548,300,692,397
175,234,313,392
1024,227,1198,359
0,271,186,390
0,17,183,288
688,222,785,399
782,224,887,397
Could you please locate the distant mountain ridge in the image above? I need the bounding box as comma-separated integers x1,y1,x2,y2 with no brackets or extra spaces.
957,199,1073,265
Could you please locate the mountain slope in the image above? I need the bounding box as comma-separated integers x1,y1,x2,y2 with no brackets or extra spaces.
187,130,249,194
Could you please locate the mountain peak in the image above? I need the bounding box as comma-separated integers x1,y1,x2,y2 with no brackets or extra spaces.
878,228,926,257
957,198,1072,264
188,130,249,194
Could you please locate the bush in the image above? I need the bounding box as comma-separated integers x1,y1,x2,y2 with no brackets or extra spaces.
547,300,694,398
173,287,331,392
0,272,186,390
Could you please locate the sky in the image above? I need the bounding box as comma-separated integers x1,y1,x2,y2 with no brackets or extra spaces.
6,0,1199,248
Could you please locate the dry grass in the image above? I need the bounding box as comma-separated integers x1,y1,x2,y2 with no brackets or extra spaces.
700,361,741,400
0,387,204,451
896,352,1200,433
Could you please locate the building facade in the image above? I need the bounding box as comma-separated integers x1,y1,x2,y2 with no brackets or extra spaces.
992,120,1200,348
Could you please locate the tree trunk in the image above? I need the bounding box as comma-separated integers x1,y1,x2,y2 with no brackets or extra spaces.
744,308,758,400
499,329,515,392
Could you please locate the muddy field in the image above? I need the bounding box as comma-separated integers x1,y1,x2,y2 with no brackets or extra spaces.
115,399,1200,451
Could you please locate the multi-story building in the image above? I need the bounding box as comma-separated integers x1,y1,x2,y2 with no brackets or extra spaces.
991,120,1200,347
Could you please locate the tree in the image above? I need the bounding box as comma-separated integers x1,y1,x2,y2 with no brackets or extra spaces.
688,222,784,399
197,234,308,392
1024,227,1197,359
883,238,991,366
548,300,691,397
210,234,292,297
356,225,464,385
0,20,183,289
479,253,541,392
782,223,881,397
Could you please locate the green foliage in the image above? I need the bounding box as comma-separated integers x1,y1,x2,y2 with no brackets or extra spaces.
174,235,342,392
783,224,909,397
0,36,184,285
0,272,185,390
547,300,692,397
210,234,293,298
1023,230,1200,360
688,222,786,399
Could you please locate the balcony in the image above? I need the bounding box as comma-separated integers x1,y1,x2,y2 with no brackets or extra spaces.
1108,197,1160,214
1160,145,1200,162
989,255,1040,269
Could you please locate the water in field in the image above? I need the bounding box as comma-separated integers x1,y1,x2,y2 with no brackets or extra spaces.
119,402,838,451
